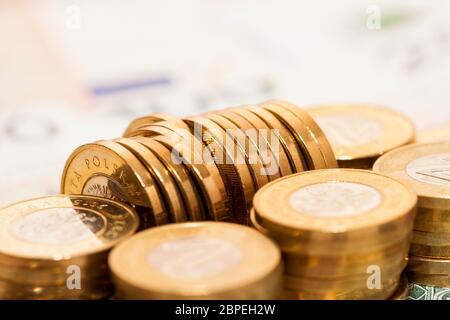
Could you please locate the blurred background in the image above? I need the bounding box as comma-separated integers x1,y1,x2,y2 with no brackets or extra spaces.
1,0,449,207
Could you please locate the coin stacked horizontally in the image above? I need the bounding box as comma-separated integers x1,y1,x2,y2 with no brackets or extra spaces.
251,169,417,300
0,195,138,299
61,100,337,229
308,104,416,169
109,222,282,299
373,142,450,300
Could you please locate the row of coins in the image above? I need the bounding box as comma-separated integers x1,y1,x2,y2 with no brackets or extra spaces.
0,195,138,299
373,141,450,299
61,100,337,229
251,169,417,300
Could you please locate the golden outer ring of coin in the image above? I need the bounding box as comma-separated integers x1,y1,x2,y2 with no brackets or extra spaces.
283,276,399,300
123,113,179,137
0,277,112,300
407,256,450,275
108,222,282,298
282,239,409,279
210,109,280,182
140,124,231,221
270,99,338,168
414,207,450,233
373,142,450,209
61,141,168,227
230,107,293,177
417,122,450,143
245,105,307,173
389,274,409,300
131,136,205,221
115,138,188,223
259,101,328,170
407,272,450,288
0,195,138,260
250,208,414,255
411,230,450,247
183,116,250,224
307,104,416,162
253,169,417,236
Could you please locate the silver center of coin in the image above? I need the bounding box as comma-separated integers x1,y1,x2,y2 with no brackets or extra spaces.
9,208,101,245
289,182,382,217
315,115,382,147
406,152,450,187
148,235,242,279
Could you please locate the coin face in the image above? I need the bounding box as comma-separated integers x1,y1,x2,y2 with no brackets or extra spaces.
373,142,450,209
253,169,417,233
0,195,138,260
289,182,381,218
308,105,416,162
109,222,281,297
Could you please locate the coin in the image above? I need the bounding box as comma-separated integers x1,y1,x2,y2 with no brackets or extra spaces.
245,105,307,173
409,283,450,300
123,113,180,137
308,104,415,168
259,101,329,170
109,222,282,299
270,99,337,169
132,136,205,221
408,256,450,275
253,169,417,243
61,140,168,228
389,274,409,300
410,230,450,258
183,116,252,224
418,122,450,143
230,107,293,177
115,138,188,223
414,207,450,233
373,142,450,210
0,195,138,299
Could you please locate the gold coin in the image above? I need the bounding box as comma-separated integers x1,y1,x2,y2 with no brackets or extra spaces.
183,116,252,224
260,101,328,170
418,122,450,143
210,109,280,181
245,105,307,173
123,113,179,137
389,274,409,300
115,138,188,223
230,107,293,177
414,207,450,233
141,124,231,222
407,272,450,288
132,136,206,221
109,222,282,299
410,230,450,259
270,99,337,169
408,256,450,275
373,142,450,210
204,112,266,192
308,104,415,168
250,208,413,255
253,169,417,243
410,243,450,259
61,140,168,228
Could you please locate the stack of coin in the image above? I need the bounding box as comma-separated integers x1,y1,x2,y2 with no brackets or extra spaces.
61,99,337,229
251,169,417,300
373,141,450,300
109,222,282,299
308,104,416,169
0,195,138,299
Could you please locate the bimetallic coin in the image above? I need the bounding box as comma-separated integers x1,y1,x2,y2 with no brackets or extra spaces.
418,122,450,143
115,138,187,223
109,222,282,299
253,169,417,241
409,283,450,300
308,104,415,168
373,142,450,210
61,140,168,228
123,113,179,137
